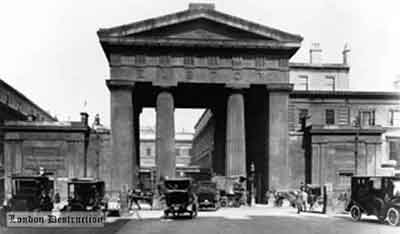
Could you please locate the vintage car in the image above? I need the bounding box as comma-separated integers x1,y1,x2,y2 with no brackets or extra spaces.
346,176,400,226
62,178,106,212
195,181,219,210
162,178,198,218
4,174,54,211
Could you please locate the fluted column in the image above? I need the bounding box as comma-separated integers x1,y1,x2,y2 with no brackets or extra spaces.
226,91,246,177
156,90,175,181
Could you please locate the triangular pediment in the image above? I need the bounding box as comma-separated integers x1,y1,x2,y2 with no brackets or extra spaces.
98,5,302,43
130,18,272,41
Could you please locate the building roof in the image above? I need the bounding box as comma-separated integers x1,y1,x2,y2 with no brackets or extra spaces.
0,79,55,121
1,120,88,132
98,3,302,42
97,3,302,59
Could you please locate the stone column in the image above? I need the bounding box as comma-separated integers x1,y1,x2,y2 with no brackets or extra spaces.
267,84,293,190
156,90,175,181
226,90,246,178
211,94,227,176
107,80,138,193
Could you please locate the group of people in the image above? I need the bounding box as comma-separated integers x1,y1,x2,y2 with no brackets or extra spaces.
264,182,322,214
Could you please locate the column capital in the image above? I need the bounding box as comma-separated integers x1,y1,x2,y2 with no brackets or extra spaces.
106,79,135,90
266,83,293,92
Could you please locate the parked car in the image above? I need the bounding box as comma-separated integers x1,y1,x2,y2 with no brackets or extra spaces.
4,174,54,211
196,181,219,210
346,176,400,226
62,178,106,212
162,178,198,218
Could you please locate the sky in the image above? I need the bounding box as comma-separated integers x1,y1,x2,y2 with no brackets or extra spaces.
0,0,399,131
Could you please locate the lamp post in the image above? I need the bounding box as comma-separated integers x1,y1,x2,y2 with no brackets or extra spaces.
352,113,361,175
249,162,255,206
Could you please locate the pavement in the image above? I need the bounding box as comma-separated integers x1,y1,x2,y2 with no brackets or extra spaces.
1,206,399,234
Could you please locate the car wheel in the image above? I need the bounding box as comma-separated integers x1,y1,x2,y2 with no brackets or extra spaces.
350,205,362,221
387,207,400,226
220,200,227,208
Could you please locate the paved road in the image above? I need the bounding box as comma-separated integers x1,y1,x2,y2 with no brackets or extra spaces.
1,206,399,234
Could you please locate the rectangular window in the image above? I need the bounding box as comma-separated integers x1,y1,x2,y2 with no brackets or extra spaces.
389,141,399,161
298,109,308,124
325,109,335,125
390,110,400,126
175,148,180,156
146,148,151,157
296,75,309,91
360,110,375,127
325,76,335,91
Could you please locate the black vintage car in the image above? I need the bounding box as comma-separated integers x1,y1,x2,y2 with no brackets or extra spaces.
196,181,219,210
63,178,106,212
162,178,198,218
4,175,54,211
346,176,400,226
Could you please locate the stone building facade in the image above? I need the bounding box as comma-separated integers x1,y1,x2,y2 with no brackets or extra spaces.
191,44,400,202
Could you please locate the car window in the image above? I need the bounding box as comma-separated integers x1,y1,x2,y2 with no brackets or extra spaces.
371,178,382,190
393,181,400,196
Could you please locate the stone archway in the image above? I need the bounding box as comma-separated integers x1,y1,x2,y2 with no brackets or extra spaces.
98,3,302,202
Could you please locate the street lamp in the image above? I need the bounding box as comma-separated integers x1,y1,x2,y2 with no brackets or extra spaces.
352,113,361,175
249,162,255,206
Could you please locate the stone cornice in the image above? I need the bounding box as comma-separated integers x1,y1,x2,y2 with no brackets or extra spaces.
106,79,135,90
266,83,293,92
99,37,301,51
289,62,350,71
291,90,400,100
310,127,385,135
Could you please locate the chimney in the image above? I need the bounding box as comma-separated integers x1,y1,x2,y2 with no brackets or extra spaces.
188,3,215,11
80,112,89,126
309,42,322,64
342,43,350,65
394,75,400,90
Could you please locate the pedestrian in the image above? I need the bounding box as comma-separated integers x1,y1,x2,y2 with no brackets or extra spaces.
296,187,308,213
265,190,271,205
